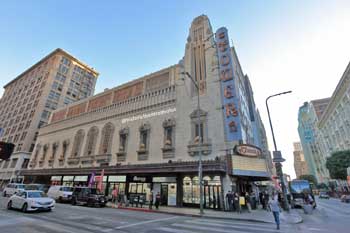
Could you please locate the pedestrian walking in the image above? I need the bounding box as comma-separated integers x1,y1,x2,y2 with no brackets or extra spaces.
155,192,161,210
264,191,270,211
269,195,282,230
233,192,241,214
148,191,153,209
245,192,251,213
226,191,233,211
259,191,264,209
111,186,118,208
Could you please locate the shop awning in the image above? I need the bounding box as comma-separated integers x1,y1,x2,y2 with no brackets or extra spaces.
20,160,227,177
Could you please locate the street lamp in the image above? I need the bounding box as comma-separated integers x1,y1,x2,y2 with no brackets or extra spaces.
181,71,204,215
265,90,292,211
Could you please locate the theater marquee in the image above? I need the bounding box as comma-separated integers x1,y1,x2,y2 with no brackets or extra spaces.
234,144,262,157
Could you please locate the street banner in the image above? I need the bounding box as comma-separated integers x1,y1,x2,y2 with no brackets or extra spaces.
97,169,104,192
88,172,95,188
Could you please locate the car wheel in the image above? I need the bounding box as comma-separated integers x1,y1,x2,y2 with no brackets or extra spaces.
71,198,77,205
58,197,63,203
7,201,12,210
22,203,28,213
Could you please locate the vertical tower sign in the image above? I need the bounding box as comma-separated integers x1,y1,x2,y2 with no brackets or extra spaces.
216,27,242,142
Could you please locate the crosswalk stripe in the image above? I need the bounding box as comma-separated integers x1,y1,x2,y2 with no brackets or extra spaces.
191,218,273,228
183,220,280,233
157,227,199,233
171,223,245,233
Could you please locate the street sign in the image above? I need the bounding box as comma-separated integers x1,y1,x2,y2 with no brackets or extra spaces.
272,151,285,163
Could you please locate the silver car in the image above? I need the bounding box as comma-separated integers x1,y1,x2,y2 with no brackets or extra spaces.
7,190,55,212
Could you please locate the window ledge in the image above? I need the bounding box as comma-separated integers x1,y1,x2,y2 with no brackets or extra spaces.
117,152,126,162
187,142,212,156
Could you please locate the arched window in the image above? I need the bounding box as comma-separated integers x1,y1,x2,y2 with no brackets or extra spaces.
99,123,115,154
41,144,49,161
71,129,85,157
33,144,41,161
84,126,99,156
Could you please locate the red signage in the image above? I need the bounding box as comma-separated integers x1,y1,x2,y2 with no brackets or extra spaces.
234,144,262,157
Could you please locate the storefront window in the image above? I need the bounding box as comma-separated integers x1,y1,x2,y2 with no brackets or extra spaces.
183,176,199,204
183,176,221,208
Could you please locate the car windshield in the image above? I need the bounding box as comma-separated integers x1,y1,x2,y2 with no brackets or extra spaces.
290,181,310,193
61,187,73,192
27,191,45,198
90,189,102,195
17,184,25,189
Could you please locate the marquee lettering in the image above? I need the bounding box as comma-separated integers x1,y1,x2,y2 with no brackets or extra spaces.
218,40,229,52
228,121,238,132
224,85,234,98
220,69,233,82
220,54,230,66
218,31,226,39
226,103,238,117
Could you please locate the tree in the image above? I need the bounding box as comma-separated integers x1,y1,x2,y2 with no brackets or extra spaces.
326,150,350,180
299,174,318,185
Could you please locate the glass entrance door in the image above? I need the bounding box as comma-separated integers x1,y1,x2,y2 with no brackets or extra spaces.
204,185,221,209
160,184,168,205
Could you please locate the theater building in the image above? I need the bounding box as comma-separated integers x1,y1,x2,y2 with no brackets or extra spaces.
22,15,271,210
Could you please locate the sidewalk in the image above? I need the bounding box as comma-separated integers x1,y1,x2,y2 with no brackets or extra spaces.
106,203,302,224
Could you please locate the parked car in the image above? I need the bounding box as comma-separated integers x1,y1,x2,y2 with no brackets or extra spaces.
3,183,26,197
7,190,55,212
319,191,330,199
47,186,73,202
340,194,350,203
25,184,50,193
71,187,106,207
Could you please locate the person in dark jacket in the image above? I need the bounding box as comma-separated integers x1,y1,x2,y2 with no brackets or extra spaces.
259,192,264,209
245,192,251,213
226,191,233,211
264,191,270,211
155,192,161,210
233,192,241,214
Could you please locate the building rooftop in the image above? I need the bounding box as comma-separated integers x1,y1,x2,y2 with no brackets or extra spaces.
4,48,99,88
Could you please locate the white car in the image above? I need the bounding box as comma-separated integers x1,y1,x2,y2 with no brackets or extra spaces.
3,183,26,197
7,190,55,212
47,186,73,202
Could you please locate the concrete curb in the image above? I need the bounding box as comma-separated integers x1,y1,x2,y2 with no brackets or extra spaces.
108,204,302,224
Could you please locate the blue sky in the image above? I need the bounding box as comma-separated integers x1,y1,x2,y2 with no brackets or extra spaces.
1,0,350,178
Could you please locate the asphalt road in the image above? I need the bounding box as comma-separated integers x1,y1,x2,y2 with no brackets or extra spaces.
294,196,350,233
3,193,349,233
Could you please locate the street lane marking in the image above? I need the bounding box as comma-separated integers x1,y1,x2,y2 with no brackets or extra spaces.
192,218,273,227
158,227,198,233
184,220,278,232
308,228,325,231
114,216,179,229
172,223,250,233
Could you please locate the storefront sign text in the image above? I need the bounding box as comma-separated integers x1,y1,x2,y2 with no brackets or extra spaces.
235,144,262,157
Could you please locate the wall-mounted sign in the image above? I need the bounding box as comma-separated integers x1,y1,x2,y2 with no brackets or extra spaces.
234,144,262,157
215,27,242,142
133,176,146,182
